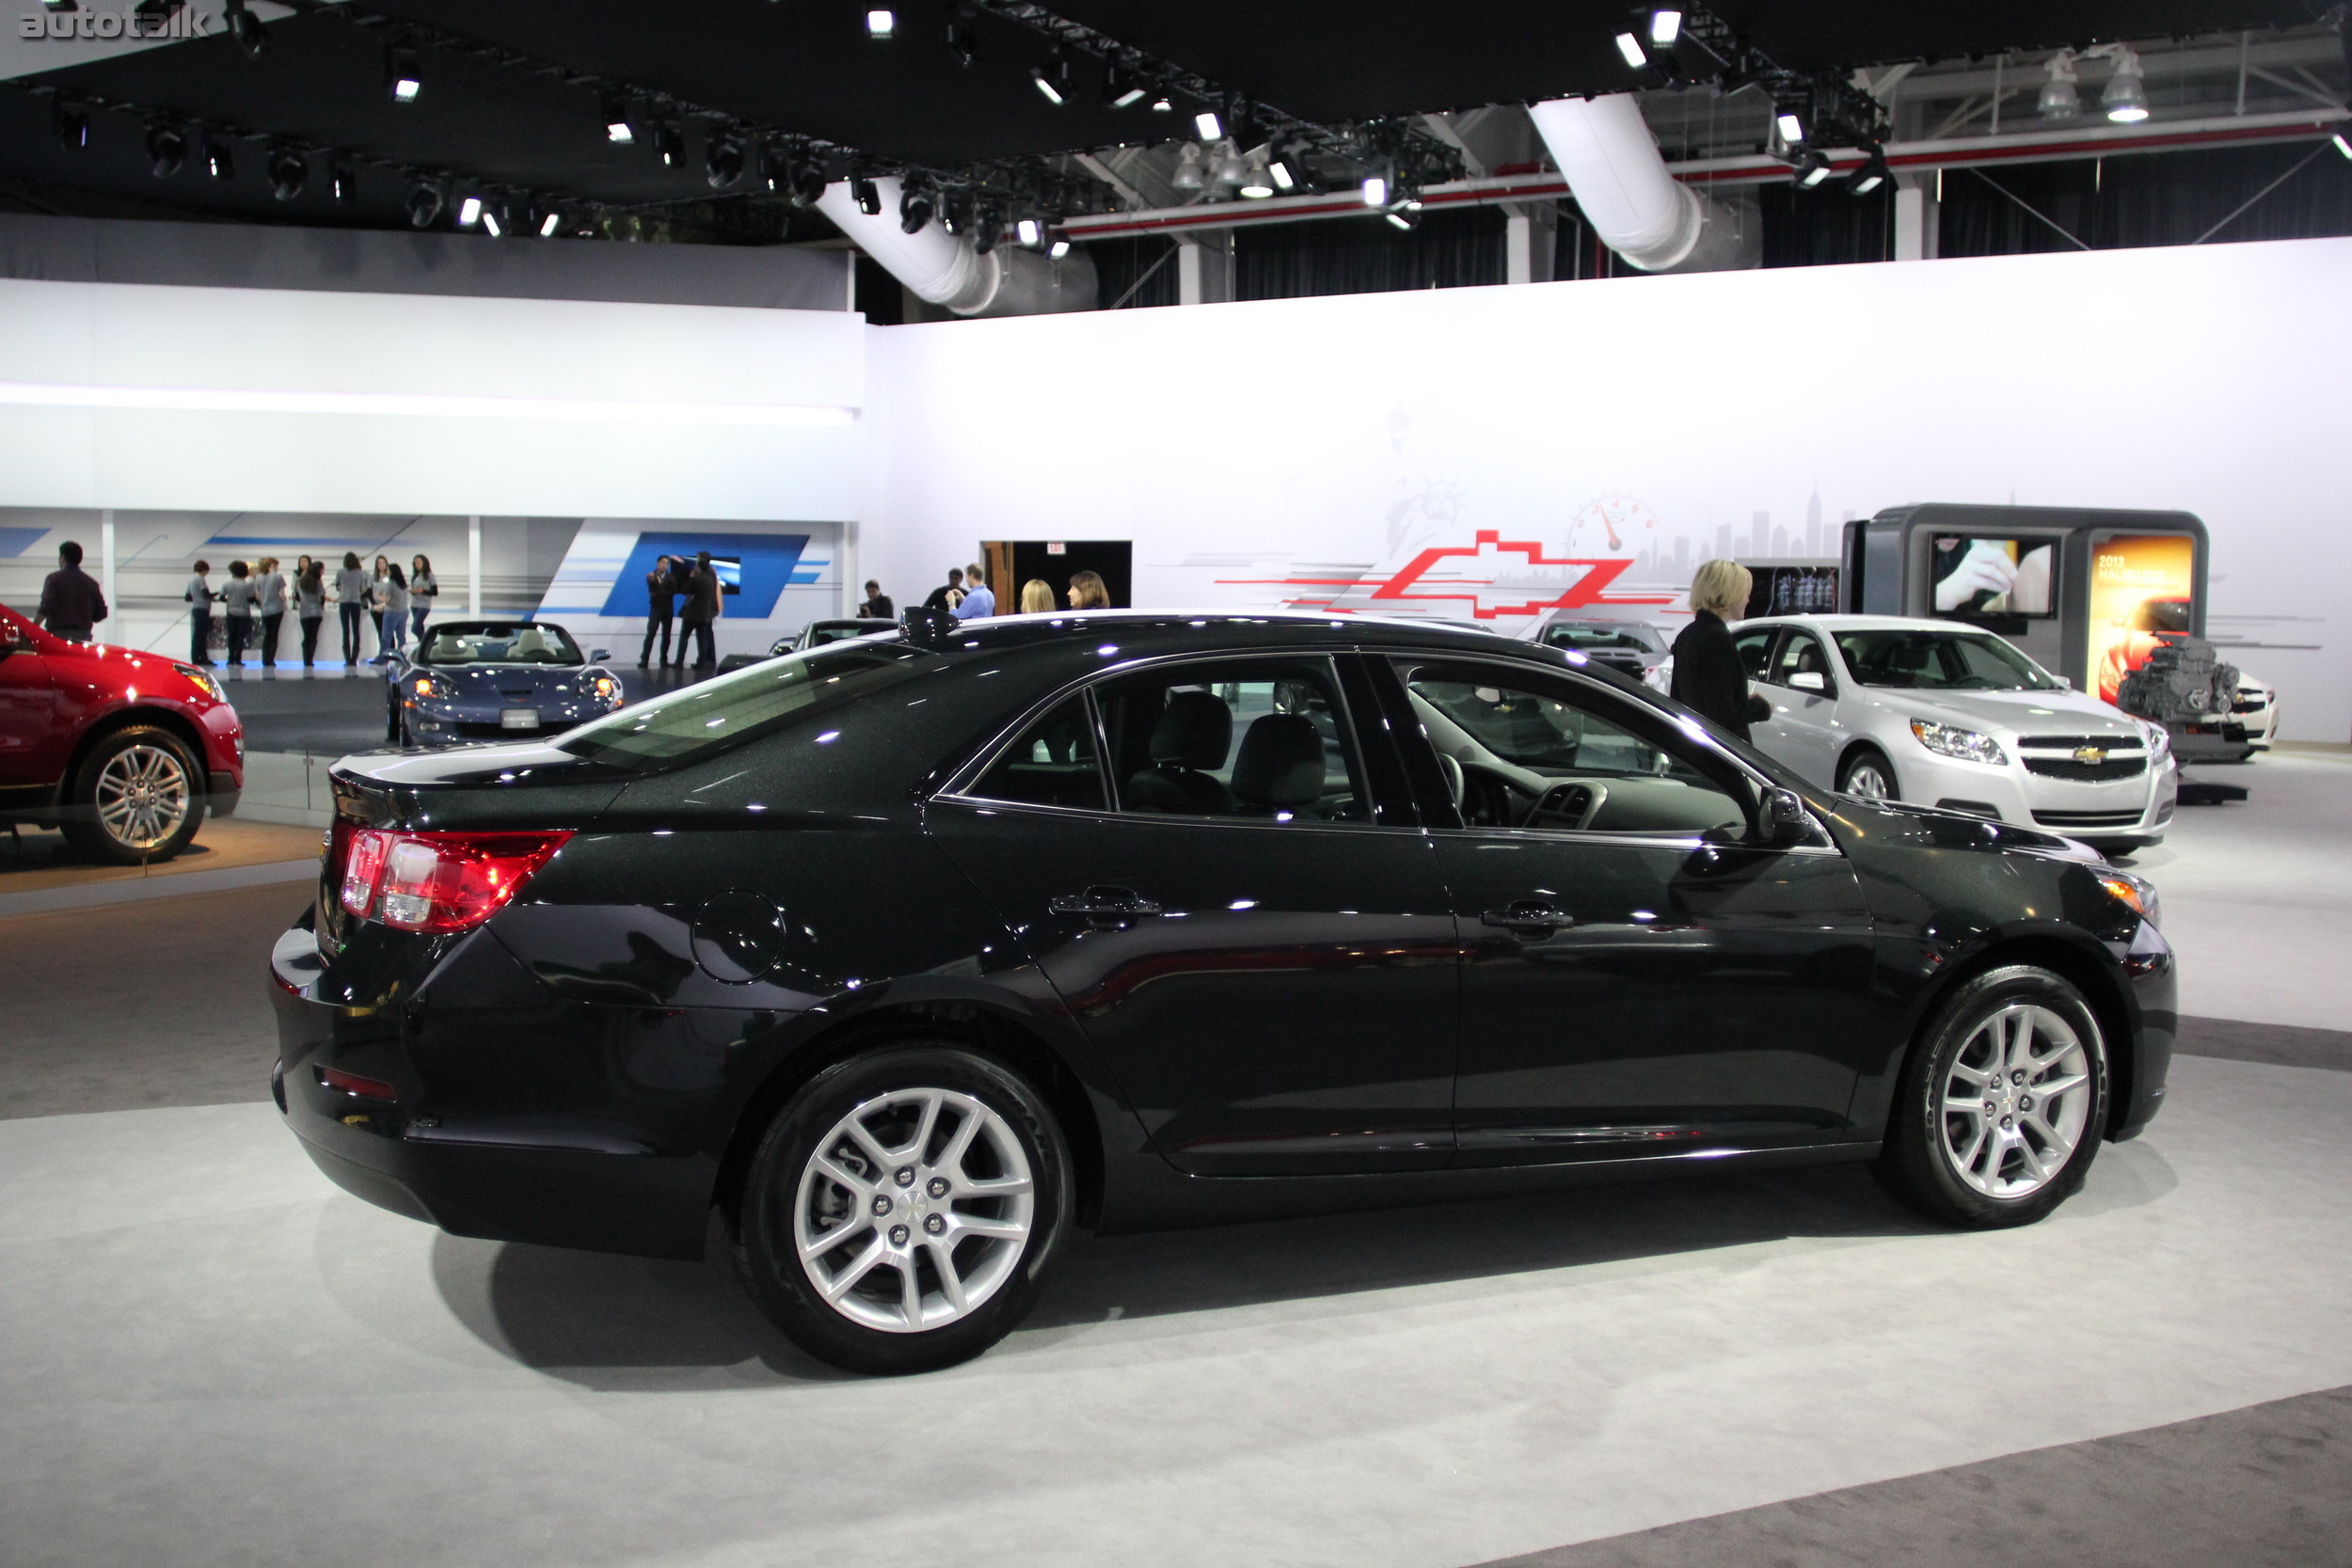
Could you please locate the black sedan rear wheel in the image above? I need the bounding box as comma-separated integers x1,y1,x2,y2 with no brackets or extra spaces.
1874,965,2108,1228
733,1043,1072,1374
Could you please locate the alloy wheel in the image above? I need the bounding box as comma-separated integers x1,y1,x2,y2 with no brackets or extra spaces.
1843,760,1893,800
94,743,192,852
1936,1004,2093,1198
793,1086,1035,1334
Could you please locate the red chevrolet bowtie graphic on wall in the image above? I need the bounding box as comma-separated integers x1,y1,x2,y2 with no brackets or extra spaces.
1220,530,1678,621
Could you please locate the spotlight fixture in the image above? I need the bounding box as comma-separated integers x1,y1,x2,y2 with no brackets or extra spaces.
1151,90,1174,113
330,161,356,202
946,20,979,68
1031,48,1070,105
866,8,895,40
602,97,635,145
1775,110,1805,146
2334,132,2352,160
2100,46,2149,123
1194,108,1224,142
146,121,187,178
1267,145,1305,192
1170,142,1205,192
481,204,503,238
971,206,1003,254
203,135,234,182
1015,216,1043,249
1103,63,1146,108
1613,32,1647,70
539,209,562,237
1215,142,1248,188
852,173,882,214
898,182,935,233
705,131,745,189
1649,9,1682,48
223,0,265,58
457,194,484,228
1238,153,1273,198
1791,149,1832,188
2039,50,2081,121
386,43,421,104
53,102,90,151
405,178,444,229
266,145,307,201
1360,170,1390,207
1048,235,1071,259
652,121,685,167
1384,199,1423,231
1849,145,1890,196
787,156,829,209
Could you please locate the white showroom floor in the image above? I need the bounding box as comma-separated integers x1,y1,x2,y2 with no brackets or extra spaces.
1,752,2345,1568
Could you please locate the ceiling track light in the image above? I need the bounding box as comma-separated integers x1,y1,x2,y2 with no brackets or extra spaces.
705,131,745,189
851,173,882,215
1267,145,1304,193
971,206,1003,255
2334,132,2352,160
866,8,895,40
386,42,421,104
1102,62,1146,108
223,0,265,58
539,208,563,237
1849,146,1889,197
2097,44,2149,124
1014,216,1043,249
1791,149,1832,188
330,161,356,202
405,177,443,229
53,101,89,151
1384,199,1422,231
898,182,935,233
457,194,483,228
1613,32,1648,71
787,156,829,209
652,120,685,167
1193,107,1224,142
1238,154,1274,199
480,202,504,238
1774,110,1805,148
145,120,186,178
1648,9,1682,48
1031,47,1071,105
946,19,979,68
601,96,635,145
266,145,306,201
1360,168,1391,207
203,135,234,182
1047,234,1071,259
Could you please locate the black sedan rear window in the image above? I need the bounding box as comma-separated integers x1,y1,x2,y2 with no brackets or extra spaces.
558,642,940,769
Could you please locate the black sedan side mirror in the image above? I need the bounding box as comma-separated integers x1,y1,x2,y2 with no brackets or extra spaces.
1761,786,1812,846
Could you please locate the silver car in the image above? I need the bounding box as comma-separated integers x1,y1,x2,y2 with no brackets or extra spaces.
1732,615,2178,855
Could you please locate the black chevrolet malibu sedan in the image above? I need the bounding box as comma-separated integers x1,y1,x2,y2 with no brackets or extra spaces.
271,612,2175,1373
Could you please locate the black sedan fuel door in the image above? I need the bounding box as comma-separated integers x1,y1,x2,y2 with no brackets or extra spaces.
1382,657,1878,1165
929,654,1459,1176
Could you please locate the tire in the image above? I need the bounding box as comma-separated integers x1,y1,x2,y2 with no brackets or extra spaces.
1838,746,1899,801
60,725,205,865
733,1043,1073,1375
1873,965,2110,1228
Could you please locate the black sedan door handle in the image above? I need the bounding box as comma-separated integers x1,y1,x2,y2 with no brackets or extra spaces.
1049,885,1164,927
1481,900,1572,937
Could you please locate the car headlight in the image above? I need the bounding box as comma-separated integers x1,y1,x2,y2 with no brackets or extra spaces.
2096,869,2161,929
591,673,622,705
2137,720,2170,763
175,662,223,703
1909,718,2008,767
408,674,451,701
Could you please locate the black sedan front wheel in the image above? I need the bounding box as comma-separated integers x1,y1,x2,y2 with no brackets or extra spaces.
1875,965,2109,1228
734,1044,1072,1374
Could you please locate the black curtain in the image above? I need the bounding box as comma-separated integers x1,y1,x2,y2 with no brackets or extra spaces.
1236,205,1504,300
1759,183,1896,267
1088,234,1182,309
1938,140,2352,256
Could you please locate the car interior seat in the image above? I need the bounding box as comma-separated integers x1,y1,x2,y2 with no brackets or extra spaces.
1228,714,1326,816
1123,689,1236,815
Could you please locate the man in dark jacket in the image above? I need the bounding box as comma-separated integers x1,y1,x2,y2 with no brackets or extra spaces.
38,541,107,642
679,551,722,671
640,554,675,668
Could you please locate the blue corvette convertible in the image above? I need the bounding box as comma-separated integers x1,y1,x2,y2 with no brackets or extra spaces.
386,621,624,747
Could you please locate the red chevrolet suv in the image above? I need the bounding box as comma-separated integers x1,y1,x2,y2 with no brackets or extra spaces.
0,602,245,863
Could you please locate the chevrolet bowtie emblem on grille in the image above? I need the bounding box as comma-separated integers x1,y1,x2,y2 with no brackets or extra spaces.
2074,746,2108,765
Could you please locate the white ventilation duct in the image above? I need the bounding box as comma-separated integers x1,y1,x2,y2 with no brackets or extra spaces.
1528,94,1758,274
817,176,1097,317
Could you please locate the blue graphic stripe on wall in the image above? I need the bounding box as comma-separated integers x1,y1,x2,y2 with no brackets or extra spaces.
599,531,812,618
0,528,53,557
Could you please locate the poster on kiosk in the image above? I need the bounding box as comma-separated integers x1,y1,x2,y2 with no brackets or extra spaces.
2088,535,2199,706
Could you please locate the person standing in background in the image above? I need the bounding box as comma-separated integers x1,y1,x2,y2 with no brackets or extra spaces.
1668,558,1770,743
336,551,371,666
295,559,326,669
184,561,216,665
922,567,964,614
369,555,390,658
1019,578,1054,613
857,579,893,620
953,562,994,620
37,541,107,643
220,561,256,668
1066,569,1111,610
377,562,410,660
410,555,437,644
255,556,288,668
640,554,675,668
679,550,721,671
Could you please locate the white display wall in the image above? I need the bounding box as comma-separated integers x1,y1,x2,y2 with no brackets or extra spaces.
869,236,2352,742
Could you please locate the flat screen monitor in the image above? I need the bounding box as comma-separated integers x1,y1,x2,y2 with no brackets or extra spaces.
708,555,742,595
1930,535,2056,619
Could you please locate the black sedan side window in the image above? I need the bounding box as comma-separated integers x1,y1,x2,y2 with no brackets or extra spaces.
965,697,1108,812
1094,660,1369,824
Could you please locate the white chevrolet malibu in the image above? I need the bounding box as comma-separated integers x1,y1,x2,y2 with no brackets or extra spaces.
1731,615,2177,855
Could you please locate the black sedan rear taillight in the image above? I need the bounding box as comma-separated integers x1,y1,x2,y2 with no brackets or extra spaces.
333,826,570,933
